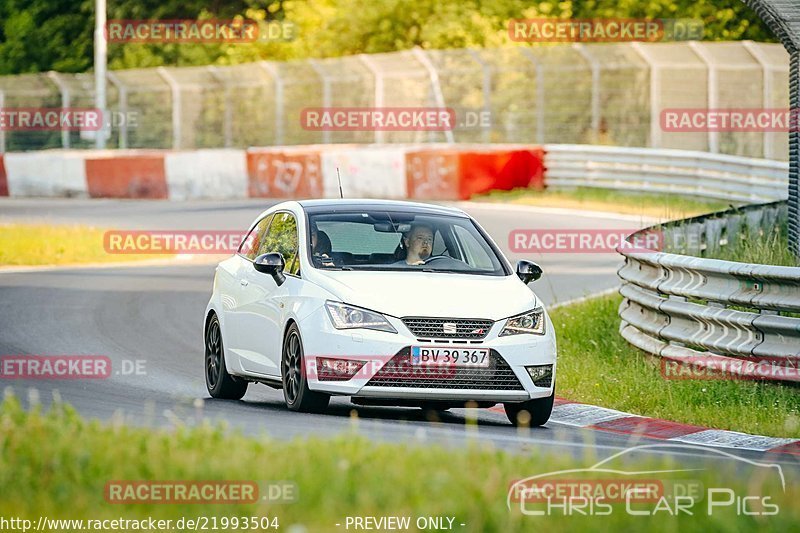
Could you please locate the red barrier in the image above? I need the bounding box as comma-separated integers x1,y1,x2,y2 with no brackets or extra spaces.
405,147,546,200
247,149,322,198
0,154,7,196
85,154,168,199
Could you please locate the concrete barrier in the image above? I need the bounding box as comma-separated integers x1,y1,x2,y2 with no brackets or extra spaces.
85,152,167,199
165,149,248,200
4,151,88,197
246,147,323,199
321,146,407,198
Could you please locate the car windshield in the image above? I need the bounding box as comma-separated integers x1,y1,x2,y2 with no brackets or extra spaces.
307,210,506,276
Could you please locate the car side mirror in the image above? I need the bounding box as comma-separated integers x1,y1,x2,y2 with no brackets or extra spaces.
516,260,542,284
254,252,286,286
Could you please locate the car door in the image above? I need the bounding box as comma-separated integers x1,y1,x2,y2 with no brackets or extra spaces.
238,211,302,377
221,214,273,371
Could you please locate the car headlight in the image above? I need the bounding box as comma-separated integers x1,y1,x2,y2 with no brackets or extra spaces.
325,301,397,333
499,308,545,336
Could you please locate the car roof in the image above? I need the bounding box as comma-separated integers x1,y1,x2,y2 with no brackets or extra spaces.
297,198,468,217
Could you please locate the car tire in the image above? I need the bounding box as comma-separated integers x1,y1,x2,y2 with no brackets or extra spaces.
282,323,330,413
205,314,248,400
504,390,554,427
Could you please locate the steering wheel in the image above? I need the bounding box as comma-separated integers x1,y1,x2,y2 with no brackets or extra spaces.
422,255,449,264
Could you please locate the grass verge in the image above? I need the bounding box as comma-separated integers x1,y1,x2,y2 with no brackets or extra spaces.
552,294,800,438
476,187,733,219
0,224,168,266
1,395,797,532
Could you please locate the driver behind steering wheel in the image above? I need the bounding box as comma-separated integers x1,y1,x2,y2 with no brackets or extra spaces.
396,223,434,265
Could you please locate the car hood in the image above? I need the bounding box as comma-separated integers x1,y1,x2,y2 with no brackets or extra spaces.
311,270,539,320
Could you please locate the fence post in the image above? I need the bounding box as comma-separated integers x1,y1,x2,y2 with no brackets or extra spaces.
207,66,233,148
156,67,181,149
411,47,454,144
742,41,775,160
47,72,70,149
630,42,661,149
573,44,600,141
689,41,719,154
106,71,127,149
520,48,546,144
0,90,5,153
358,54,384,144
309,59,332,145
259,61,284,146
467,49,492,143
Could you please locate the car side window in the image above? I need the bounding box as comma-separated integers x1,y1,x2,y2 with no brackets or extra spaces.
260,212,300,276
239,214,274,261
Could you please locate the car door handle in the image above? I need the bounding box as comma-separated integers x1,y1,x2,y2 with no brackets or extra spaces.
240,279,249,287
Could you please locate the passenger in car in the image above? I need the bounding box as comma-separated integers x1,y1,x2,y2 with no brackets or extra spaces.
310,225,335,267
395,223,434,265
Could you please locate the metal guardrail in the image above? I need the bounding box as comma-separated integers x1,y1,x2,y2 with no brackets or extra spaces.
551,144,800,382
545,144,789,203
616,200,800,383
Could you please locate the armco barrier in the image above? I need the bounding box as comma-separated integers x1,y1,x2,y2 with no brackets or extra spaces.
545,144,789,203
617,201,800,383
85,152,167,199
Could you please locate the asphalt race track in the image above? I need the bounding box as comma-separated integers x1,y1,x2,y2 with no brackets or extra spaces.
1,198,798,474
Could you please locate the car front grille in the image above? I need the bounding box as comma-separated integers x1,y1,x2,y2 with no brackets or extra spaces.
365,348,524,390
401,317,494,339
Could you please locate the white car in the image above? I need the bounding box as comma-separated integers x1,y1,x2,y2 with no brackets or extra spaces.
204,199,557,426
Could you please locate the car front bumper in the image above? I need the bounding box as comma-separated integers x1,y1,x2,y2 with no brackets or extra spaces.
298,308,557,403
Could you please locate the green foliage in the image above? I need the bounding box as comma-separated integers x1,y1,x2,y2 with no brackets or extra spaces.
0,0,779,74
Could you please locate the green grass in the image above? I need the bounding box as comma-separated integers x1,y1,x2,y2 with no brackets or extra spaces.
552,294,800,438
476,187,733,219
0,224,169,266
1,395,797,532
708,222,797,267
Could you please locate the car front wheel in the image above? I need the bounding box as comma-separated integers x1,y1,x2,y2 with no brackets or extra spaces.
205,314,248,400
504,390,554,427
282,323,330,413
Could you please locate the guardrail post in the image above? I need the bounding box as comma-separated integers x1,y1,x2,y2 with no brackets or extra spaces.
47,72,70,149
156,67,181,149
